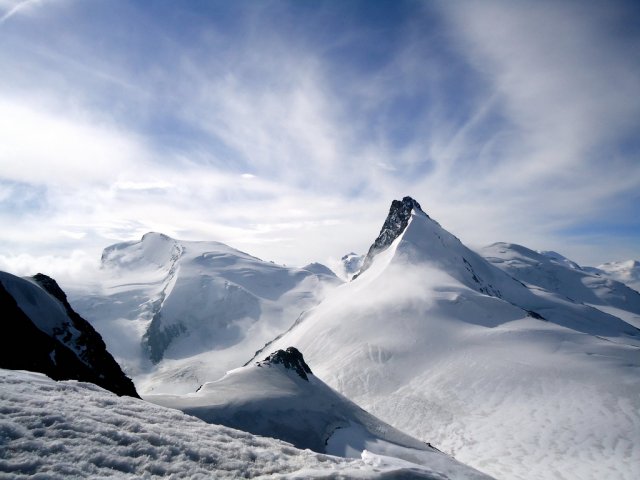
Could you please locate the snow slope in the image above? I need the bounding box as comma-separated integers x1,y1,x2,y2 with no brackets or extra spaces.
588,260,640,293
253,199,640,480
69,232,340,394
0,271,138,397
482,243,640,329
0,369,447,479
148,347,493,480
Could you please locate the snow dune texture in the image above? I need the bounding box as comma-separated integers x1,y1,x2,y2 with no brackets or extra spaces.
0,369,451,479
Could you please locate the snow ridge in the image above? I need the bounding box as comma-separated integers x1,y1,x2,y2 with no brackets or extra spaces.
147,353,493,479
355,196,427,278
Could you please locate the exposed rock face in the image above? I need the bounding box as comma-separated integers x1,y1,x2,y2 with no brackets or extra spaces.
355,196,426,278
0,281,97,383
0,272,139,398
143,313,187,364
142,281,262,365
260,347,313,381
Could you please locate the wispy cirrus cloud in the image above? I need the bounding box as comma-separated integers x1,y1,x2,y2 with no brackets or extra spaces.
0,0,45,24
409,1,640,254
0,0,639,284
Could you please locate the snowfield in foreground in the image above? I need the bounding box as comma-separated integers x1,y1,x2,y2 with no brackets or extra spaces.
44,196,640,480
0,369,473,479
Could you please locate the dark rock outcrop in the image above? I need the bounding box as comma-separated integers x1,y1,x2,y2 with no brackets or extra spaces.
259,347,313,381
0,281,98,383
143,312,187,364
0,272,139,398
355,196,426,279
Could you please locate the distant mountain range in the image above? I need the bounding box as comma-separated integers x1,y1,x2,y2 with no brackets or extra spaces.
587,259,640,292
2,196,639,480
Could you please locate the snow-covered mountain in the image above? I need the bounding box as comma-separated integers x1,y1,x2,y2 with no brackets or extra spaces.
336,252,365,281
301,262,340,279
482,243,640,329
69,232,341,394
0,368,455,479
251,197,640,480
48,198,640,479
0,271,138,397
355,196,425,278
148,346,492,479
587,259,640,293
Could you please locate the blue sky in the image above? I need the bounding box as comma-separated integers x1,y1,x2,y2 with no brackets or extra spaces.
1,0,639,281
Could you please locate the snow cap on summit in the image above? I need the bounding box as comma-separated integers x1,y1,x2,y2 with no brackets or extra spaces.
141,232,172,242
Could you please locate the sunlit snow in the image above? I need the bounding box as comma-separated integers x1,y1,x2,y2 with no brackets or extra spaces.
0,369,451,479
259,208,640,480
69,233,341,394
147,356,492,479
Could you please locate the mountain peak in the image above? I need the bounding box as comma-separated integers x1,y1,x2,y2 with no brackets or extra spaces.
141,232,173,242
398,196,424,213
354,196,428,279
101,231,183,271
260,347,313,381
31,273,68,304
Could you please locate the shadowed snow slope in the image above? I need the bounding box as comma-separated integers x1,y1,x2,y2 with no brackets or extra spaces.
0,271,138,397
68,232,341,394
0,369,452,479
482,243,640,329
147,348,493,480
253,198,640,480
